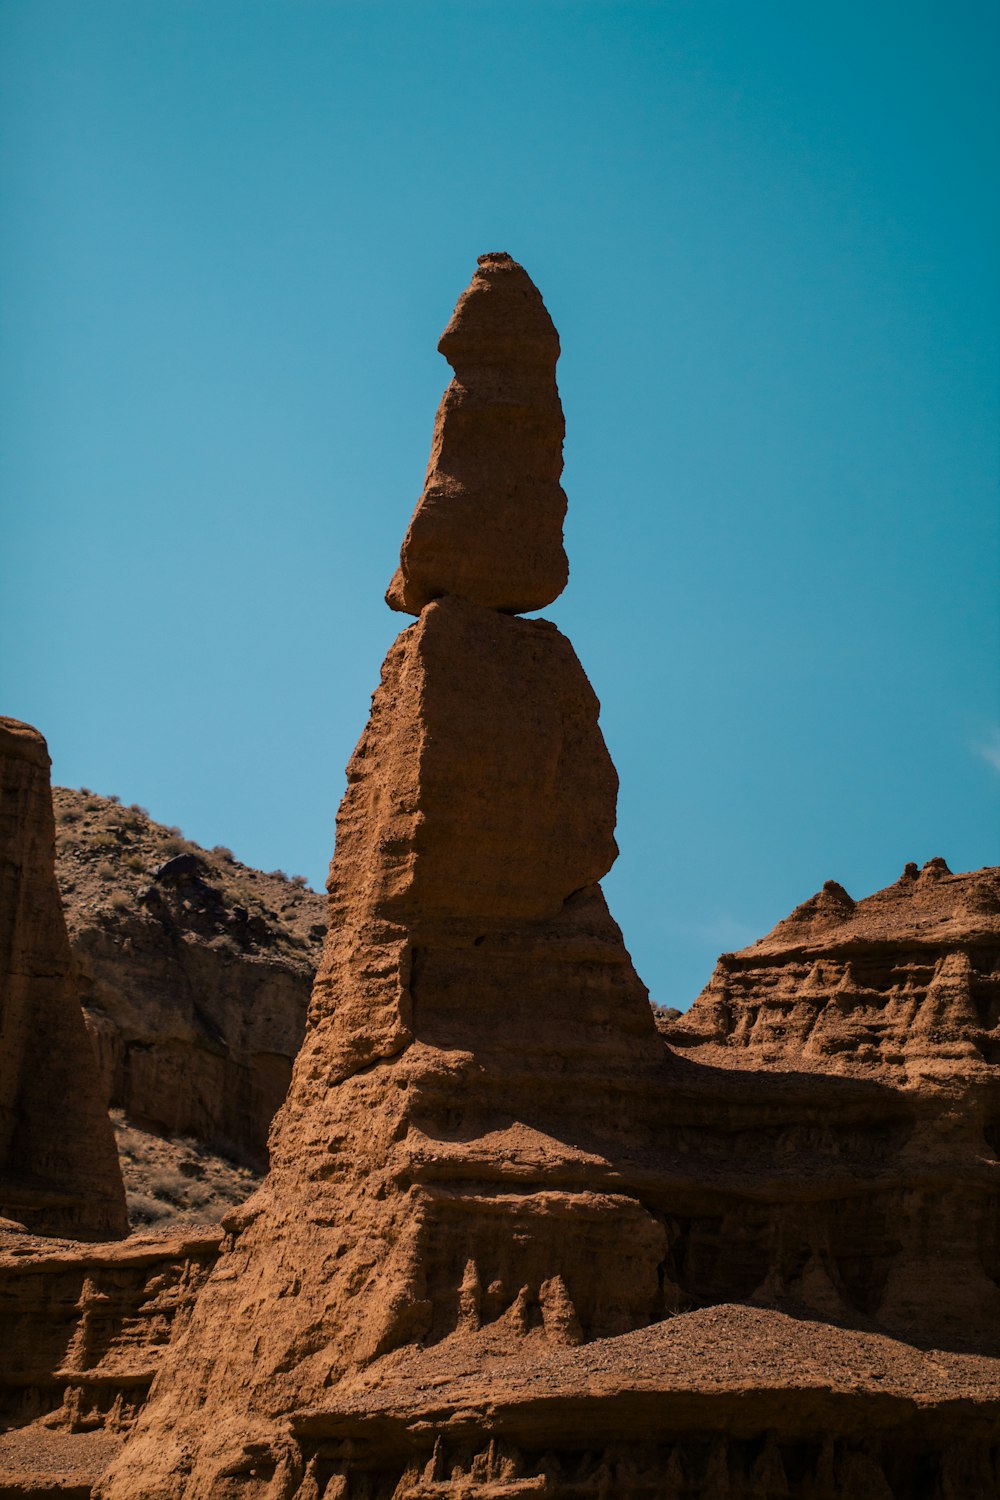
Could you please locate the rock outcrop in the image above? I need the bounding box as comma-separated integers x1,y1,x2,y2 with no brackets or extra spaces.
670,857,1000,1078
53,788,325,1171
85,258,1000,1499
0,1226,221,1435
386,251,568,615
0,720,127,1241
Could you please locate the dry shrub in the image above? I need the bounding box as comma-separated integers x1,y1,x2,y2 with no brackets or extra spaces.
149,1169,189,1206
127,1192,171,1225
97,861,116,881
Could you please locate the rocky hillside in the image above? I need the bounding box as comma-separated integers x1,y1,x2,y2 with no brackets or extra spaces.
53,787,327,1172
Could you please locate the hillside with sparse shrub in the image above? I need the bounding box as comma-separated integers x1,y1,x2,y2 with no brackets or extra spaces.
52,788,328,1215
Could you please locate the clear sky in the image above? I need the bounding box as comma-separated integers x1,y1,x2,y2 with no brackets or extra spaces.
2,0,998,1009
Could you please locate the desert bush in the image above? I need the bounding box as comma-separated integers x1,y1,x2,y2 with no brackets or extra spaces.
212,845,235,862
97,861,116,881
109,891,131,913
127,1192,171,1225
125,852,146,872
107,793,121,805
56,804,81,825
160,835,192,856
149,1169,189,1206
128,803,149,818
290,873,309,889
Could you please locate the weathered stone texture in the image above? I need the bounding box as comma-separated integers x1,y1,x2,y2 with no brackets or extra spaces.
672,856,1000,1078
0,1227,221,1434
84,260,1000,1500
387,252,568,616
53,787,325,1172
0,719,127,1240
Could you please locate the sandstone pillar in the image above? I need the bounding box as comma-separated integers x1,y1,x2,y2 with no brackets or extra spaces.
0,717,127,1240
98,256,664,1498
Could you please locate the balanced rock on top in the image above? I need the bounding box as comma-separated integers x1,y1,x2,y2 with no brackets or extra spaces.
386,251,569,615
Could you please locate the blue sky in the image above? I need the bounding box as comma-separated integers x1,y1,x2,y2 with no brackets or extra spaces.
2,0,997,1008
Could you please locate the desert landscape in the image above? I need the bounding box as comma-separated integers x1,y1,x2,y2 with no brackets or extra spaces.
0,254,997,1498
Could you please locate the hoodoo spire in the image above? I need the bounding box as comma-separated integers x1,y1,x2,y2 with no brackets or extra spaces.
98,252,663,1498
386,251,569,615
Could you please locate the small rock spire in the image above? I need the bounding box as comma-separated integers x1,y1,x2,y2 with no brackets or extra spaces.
386,252,569,615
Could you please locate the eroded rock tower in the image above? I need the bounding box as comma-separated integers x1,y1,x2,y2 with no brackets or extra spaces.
97,255,1000,1500
99,253,664,1497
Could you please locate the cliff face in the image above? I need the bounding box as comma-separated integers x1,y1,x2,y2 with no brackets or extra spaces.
90,259,1000,1500
53,789,326,1171
0,720,127,1241
672,858,1000,1078
0,1227,221,1435
653,858,1000,1357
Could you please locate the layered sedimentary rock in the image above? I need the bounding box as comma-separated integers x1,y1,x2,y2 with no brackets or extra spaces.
671,857,1000,1077
0,720,127,1240
386,251,568,615
53,788,324,1170
656,859,1000,1355
94,262,1000,1500
0,1227,221,1434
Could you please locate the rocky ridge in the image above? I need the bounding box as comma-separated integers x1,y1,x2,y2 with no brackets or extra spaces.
0,1225,221,1437
53,787,326,1170
667,856,1000,1080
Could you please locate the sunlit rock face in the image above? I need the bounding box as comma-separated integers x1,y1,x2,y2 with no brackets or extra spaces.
95,263,1000,1500
386,251,569,616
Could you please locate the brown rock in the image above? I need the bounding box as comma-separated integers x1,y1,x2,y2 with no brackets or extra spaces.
661,861,1000,1353
96,584,662,1495
386,252,568,615
53,787,325,1172
0,719,127,1240
92,266,1000,1499
672,860,1000,1077
0,1224,221,1435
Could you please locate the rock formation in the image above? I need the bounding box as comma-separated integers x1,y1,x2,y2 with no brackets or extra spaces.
82,258,1000,1497
0,720,127,1240
386,251,568,614
0,1225,220,1436
53,788,325,1171
670,857,1000,1078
